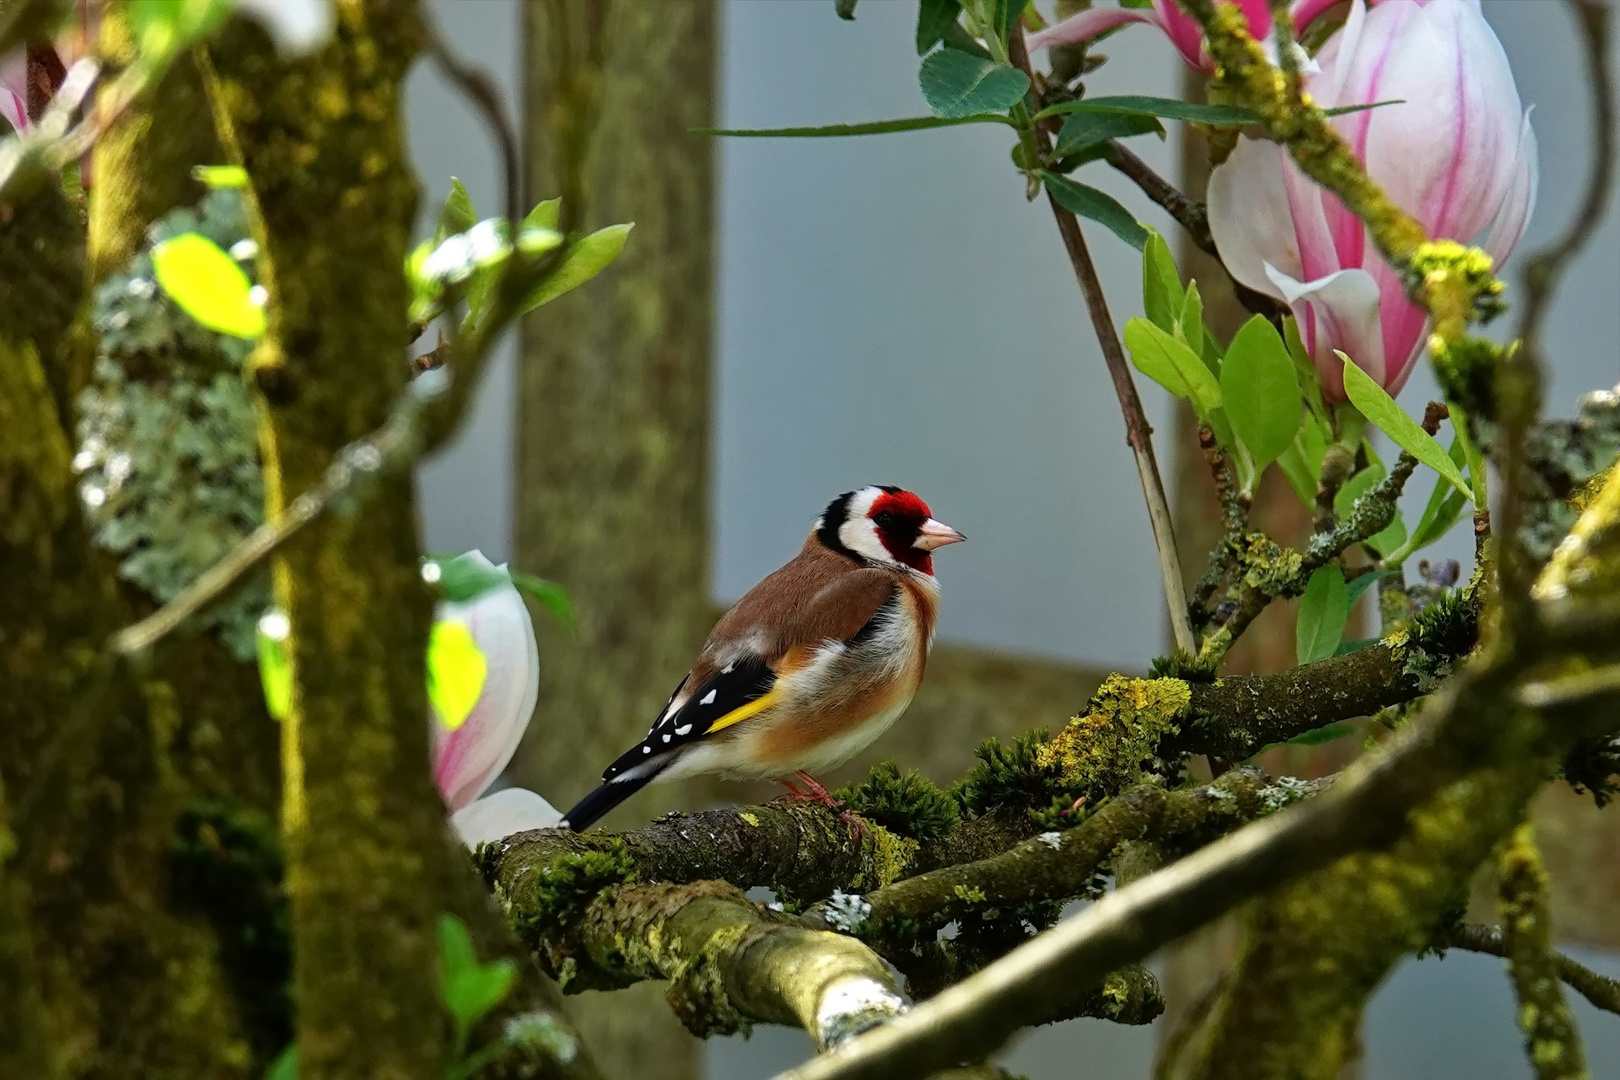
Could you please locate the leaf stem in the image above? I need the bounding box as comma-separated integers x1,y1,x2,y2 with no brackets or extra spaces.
1010,30,1196,654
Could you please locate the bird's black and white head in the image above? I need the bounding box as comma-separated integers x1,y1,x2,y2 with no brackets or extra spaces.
815,486,965,575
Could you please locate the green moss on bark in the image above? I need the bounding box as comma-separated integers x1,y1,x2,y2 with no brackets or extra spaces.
202,3,464,1076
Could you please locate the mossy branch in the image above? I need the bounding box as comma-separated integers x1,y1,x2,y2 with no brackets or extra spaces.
821,769,1318,954
1495,824,1590,1080
501,872,904,1049
1441,923,1620,1018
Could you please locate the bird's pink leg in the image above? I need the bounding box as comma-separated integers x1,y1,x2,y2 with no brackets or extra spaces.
778,771,867,839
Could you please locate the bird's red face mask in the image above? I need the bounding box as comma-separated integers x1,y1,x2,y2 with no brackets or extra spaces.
866,490,965,575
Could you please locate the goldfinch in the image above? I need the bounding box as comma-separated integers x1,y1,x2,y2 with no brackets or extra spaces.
561,486,965,831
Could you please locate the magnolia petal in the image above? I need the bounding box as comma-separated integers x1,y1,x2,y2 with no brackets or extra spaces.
1148,0,1212,70
1,51,29,132
1291,0,1347,31
1025,7,1153,53
237,0,335,56
451,787,562,848
1357,0,1525,245
430,551,541,812
1208,136,1335,298
1483,111,1539,265
1266,263,1387,401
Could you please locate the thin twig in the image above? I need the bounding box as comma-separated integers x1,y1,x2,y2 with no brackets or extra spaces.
422,7,522,225
109,395,430,656
1011,30,1196,654
1103,140,1213,256
1441,923,1620,1017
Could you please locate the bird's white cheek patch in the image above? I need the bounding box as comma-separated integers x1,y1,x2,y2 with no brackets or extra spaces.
838,519,893,565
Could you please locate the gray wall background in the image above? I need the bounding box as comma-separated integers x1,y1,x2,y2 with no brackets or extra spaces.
404,1,1620,1077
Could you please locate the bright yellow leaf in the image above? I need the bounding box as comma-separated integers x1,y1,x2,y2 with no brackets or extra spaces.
428,618,488,731
152,232,266,340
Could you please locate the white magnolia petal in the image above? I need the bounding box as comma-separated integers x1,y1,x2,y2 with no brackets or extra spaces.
1209,138,1314,298
1483,111,1539,265
451,787,562,848
430,550,541,811
237,0,335,56
1265,263,1386,399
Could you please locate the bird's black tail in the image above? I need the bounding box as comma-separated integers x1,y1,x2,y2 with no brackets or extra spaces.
560,768,660,832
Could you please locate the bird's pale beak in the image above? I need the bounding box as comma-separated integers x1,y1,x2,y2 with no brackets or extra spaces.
913,518,967,550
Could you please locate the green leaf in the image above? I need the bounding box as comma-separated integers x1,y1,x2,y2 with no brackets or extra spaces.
255,611,292,722
130,0,234,63
1038,171,1147,249
427,619,489,731
916,0,963,53
265,1045,298,1080
1296,565,1352,665
438,913,477,983
509,571,575,631
835,0,859,18
698,114,1012,138
1123,317,1222,416
1410,489,1469,552
1276,415,1328,506
525,198,561,231
438,915,517,1032
1034,95,1256,125
1283,316,1329,426
1340,353,1472,499
436,178,478,247
918,48,1030,119
518,222,633,314
1345,569,1388,610
1335,637,1380,657
1323,99,1405,118
991,0,1025,46
1449,403,1488,503
1141,228,1184,332
1176,280,1204,349
427,552,512,603
191,164,248,189
1287,721,1356,746
1221,316,1302,478
1054,111,1164,158
152,232,266,339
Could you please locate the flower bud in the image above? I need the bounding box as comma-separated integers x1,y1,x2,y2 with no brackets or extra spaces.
1207,0,1537,399
427,551,541,812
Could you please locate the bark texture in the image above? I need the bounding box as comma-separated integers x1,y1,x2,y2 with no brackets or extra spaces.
203,5,464,1075
516,2,718,1076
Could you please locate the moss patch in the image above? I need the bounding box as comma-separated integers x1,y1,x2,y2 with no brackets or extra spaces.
1036,675,1190,797
836,761,959,841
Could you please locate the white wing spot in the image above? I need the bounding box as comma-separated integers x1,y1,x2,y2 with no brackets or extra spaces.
643,746,652,754
722,662,735,674
662,733,671,743
700,689,718,706
675,724,692,735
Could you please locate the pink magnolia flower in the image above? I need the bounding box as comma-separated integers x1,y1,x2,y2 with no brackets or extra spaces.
428,551,543,814
1208,0,1537,400
1027,0,1345,73
1,2,95,133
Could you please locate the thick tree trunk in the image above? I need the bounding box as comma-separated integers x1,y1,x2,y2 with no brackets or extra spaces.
203,5,475,1075
515,2,717,1076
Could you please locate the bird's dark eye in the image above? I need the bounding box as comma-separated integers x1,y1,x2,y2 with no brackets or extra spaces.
873,511,898,529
